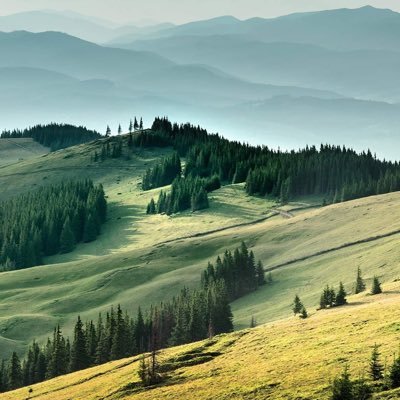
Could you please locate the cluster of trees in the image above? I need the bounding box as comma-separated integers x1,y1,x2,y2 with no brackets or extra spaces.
201,242,266,301
142,153,182,190
146,175,220,215
1,124,101,151
355,267,382,296
142,118,400,205
330,343,400,399
0,281,232,393
92,137,124,162
0,243,266,393
0,180,107,271
292,295,308,319
319,282,348,309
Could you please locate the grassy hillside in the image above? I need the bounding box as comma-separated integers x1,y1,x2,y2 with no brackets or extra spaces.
0,138,48,166
3,282,400,400
0,134,399,364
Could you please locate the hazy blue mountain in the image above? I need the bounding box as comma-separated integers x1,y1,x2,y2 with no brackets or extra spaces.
121,35,400,102
0,31,173,80
134,6,400,52
119,64,341,107
0,11,114,43
0,11,173,43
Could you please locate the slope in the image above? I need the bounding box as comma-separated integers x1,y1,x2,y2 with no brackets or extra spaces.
3,281,400,400
0,135,400,359
0,138,49,166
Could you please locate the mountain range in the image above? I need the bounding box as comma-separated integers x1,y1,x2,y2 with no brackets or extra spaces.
0,6,399,159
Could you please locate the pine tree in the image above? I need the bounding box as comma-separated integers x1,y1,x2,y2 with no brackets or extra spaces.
292,295,303,315
300,306,308,319
250,316,257,328
69,316,89,372
129,119,133,134
106,125,111,137
371,276,382,295
46,325,67,378
146,199,156,215
355,267,366,294
134,117,139,131
335,282,347,306
370,344,384,381
59,218,75,254
118,124,122,135
7,352,23,390
331,366,353,400
352,377,372,400
390,355,400,388
256,261,266,286
139,118,143,131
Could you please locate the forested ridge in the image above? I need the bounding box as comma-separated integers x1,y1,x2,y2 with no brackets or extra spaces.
1,124,101,151
0,243,266,393
0,180,107,271
138,117,400,205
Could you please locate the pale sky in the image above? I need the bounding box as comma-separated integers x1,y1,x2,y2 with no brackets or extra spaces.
0,0,399,24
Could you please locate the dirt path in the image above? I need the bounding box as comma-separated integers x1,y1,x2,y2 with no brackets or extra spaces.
265,228,400,272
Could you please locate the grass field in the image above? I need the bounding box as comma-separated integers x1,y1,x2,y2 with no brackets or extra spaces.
4,281,400,400
0,138,49,166
0,134,399,366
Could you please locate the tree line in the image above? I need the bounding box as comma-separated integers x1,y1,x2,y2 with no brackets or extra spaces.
146,175,221,215
1,124,101,151
142,153,182,191
0,242,265,393
202,242,266,301
0,180,107,271
137,117,400,205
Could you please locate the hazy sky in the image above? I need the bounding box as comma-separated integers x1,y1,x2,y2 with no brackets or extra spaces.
0,0,399,24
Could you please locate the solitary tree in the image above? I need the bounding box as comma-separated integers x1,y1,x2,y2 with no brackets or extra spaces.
250,316,257,328
335,282,348,306
370,344,384,381
371,276,382,295
292,295,303,315
118,124,122,135
300,306,308,319
355,267,366,294
105,125,111,137
139,118,144,131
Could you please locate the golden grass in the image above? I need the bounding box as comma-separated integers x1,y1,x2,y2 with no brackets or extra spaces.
4,283,400,400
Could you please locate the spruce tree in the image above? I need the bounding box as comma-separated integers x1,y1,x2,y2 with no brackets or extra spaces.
292,295,303,315
331,366,353,400
371,276,382,295
7,352,23,390
70,316,89,372
355,267,366,294
335,282,347,306
118,124,122,135
106,125,111,137
256,261,266,286
370,344,384,381
389,356,400,388
59,218,75,254
300,306,308,319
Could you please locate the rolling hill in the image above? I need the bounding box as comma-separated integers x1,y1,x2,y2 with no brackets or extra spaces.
3,281,400,400
0,133,399,363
